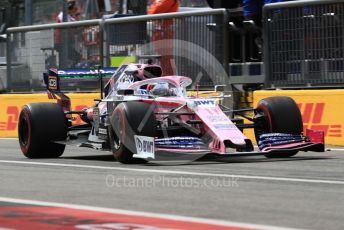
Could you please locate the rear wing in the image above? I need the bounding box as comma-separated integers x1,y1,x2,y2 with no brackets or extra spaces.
43,67,117,91
43,68,71,114
43,67,117,113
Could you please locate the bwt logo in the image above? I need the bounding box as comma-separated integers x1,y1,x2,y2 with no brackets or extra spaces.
194,100,215,106
298,103,342,138
136,138,154,154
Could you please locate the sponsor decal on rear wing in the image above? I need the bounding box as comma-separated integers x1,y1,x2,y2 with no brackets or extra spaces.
57,67,117,79
43,67,118,91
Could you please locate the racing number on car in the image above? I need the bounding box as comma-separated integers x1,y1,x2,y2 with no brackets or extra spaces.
48,76,58,90
134,135,155,159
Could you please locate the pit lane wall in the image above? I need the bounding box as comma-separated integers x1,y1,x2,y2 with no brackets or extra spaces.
249,90,344,146
1,90,344,146
0,93,100,138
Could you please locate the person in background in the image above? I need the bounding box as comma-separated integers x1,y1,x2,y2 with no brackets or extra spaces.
243,0,285,26
54,0,78,49
55,0,78,23
242,0,290,62
148,0,179,15
74,10,81,21
54,0,80,68
148,0,179,76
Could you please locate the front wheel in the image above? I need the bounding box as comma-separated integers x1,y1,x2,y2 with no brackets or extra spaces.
109,101,157,164
18,103,67,158
254,96,303,158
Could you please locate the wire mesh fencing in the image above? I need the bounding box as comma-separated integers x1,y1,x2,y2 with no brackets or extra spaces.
264,0,344,88
6,10,230,92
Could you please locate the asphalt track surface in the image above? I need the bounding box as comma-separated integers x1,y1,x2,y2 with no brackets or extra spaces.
0,138,344,230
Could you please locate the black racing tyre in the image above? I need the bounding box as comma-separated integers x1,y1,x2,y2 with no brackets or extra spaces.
18,103,67,158
254,96,303,158
109,101,157,164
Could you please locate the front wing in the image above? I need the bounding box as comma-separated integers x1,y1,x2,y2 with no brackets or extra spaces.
132,129,325,162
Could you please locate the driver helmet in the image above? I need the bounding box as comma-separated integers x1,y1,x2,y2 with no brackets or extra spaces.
150,82,174,96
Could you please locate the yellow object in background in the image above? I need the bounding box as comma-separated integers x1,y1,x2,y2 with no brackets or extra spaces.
0,93,99,137
247,90,344,146
110,56,136,67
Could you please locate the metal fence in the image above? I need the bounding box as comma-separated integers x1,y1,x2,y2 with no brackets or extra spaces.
104,10,229,88
6,9,230,92
6,19,102,91
8,1,344,92
264,0,344,88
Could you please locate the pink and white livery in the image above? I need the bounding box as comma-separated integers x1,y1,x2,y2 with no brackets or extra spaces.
17,63,325,163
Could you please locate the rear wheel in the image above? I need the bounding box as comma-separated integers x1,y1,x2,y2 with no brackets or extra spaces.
18,103,67,158
254,96,303,158
109,101,157,164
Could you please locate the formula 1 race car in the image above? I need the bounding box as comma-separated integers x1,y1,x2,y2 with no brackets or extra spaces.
18,63,325,163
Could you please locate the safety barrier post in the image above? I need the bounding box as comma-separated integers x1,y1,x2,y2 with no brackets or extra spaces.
6,31,11,92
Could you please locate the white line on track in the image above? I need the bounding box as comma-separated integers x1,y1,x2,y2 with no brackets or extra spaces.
0,160,344,185
327,148,344,151
0,197,301,230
